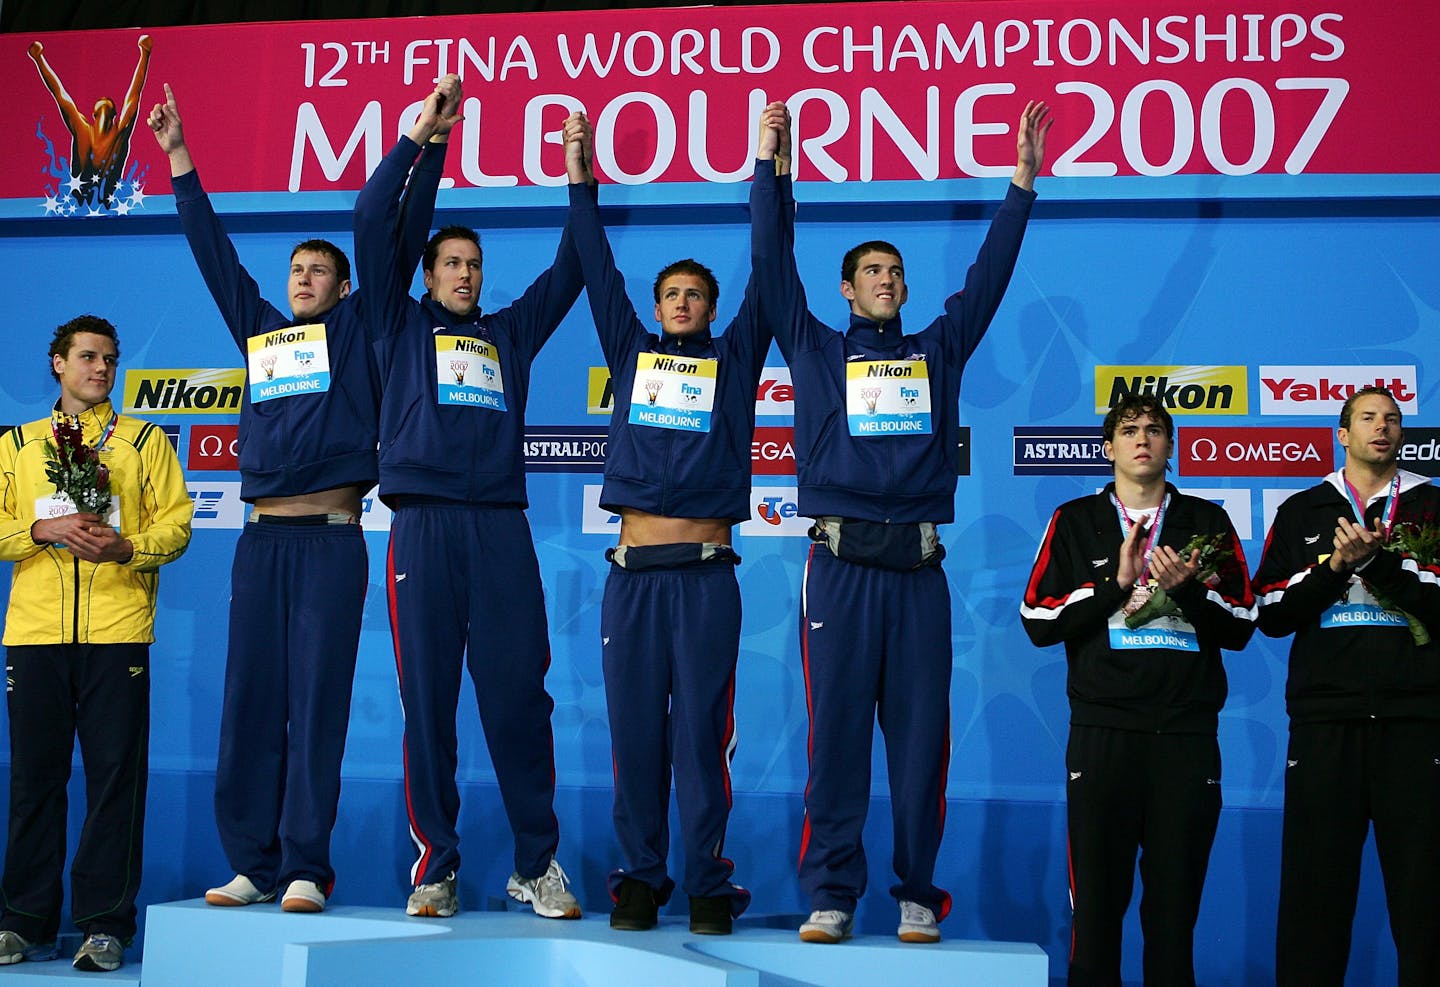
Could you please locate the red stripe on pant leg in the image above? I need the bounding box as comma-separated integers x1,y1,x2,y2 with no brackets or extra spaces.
388,530,432,884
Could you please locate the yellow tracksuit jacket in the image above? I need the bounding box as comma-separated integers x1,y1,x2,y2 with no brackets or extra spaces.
0,400,193,645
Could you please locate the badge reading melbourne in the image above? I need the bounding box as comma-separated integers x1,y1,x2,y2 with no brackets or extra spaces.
436,335,506,411
628,352,718,433
846,360,932,436
247,324,331,402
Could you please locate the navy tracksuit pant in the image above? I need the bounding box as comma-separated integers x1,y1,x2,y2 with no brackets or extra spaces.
2,642,150,942
797,543,952,918
600,553,749,912
387,503,559,886
214,516,366,895
1064,725,1221,987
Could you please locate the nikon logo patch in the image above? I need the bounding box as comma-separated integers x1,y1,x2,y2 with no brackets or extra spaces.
122,369,246,415
1095,365,1247,415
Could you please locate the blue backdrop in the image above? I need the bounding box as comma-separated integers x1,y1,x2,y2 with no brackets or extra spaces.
1,160,1436,983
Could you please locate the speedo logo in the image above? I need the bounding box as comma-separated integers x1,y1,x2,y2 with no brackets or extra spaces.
1095,365,1247,415
123,369,246,415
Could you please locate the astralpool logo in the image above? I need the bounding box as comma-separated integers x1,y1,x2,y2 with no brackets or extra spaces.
124,369,245,415
525,426,607,473
1013,426,1109,476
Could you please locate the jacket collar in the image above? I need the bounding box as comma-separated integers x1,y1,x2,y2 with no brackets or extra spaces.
844,311,905,351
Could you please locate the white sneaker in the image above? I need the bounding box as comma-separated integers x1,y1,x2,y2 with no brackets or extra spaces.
897,900,940,943
281,879,327,913
205,874,275,907
406,873,458,918
799,908,854,943
506,858,581,919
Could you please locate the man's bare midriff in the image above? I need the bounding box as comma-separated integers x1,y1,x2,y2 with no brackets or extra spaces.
252,484,365,518
618,507,731,547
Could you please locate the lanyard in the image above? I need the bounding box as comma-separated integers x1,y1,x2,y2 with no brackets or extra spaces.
1341,470,1400,540
1111,491,1169,586
53,410,118,452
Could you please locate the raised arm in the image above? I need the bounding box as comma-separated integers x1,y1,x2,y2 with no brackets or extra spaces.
149,83,286,351
27,41,87,134
723,102,792,376
751,100,820,363
498,110,588,360
397,74,461,274
929,100,1051,366
354,76,461,342
565,113,647,369
117,35,153,133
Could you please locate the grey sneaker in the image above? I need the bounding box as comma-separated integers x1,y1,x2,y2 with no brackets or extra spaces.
406,873,458,918
205,874,275,907
506,858,581,919
897,900,940,943
281,879,326,913
72,933,124,972
0,929,56,964
799,908,854,944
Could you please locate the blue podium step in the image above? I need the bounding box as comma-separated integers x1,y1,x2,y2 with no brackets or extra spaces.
139,899,1048,986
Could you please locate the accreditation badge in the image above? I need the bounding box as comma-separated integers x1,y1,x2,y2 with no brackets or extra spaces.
1320,577,1409,629
435,335,507,411
247,324,331,402
846,359,932,436
34,493,122,534
627,352,718,433
1107,608,1201,652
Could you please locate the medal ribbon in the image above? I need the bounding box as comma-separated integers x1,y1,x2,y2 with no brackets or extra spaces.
1341,470,1399,540
1111,491,1170,587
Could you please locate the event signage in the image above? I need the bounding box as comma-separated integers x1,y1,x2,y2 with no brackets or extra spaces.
1258,365,1418,416
5,1,1433,213
1179,426,1333,477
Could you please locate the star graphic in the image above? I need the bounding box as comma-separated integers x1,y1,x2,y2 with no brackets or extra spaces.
63,173,85,195
86,205,105,217
41,195,62,215
114,199,132,216
127,184,147,209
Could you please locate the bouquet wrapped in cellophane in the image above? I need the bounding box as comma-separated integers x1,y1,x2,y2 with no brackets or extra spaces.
44,415,111,517
1123,531,1233,629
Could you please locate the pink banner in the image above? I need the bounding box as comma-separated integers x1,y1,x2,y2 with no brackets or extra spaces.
2,0,1433,210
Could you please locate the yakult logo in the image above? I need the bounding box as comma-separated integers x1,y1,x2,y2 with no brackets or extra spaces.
755,367,794,417
1259,366,1418,416
1180,427,1333,477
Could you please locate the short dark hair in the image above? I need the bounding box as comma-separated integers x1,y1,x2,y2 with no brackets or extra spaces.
652,259,719,307
1339,385,1401,430
49,314,119,382
291,239,351,284
842,240,904,284
424,226,482,273
1102,394,1174,444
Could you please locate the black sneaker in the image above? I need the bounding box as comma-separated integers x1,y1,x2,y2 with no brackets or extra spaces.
689,895,732,935
610,877,659,931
